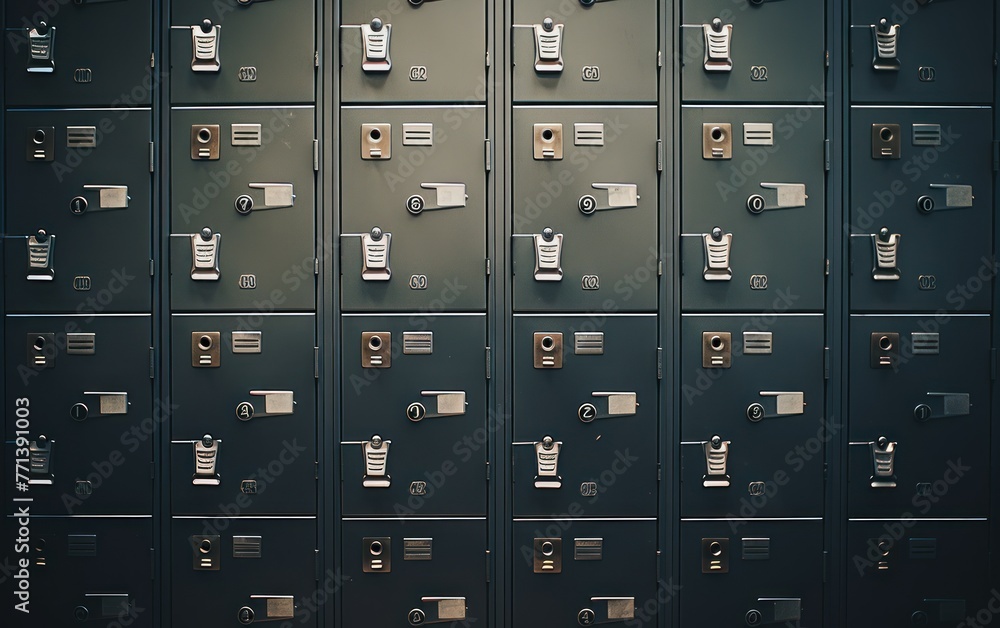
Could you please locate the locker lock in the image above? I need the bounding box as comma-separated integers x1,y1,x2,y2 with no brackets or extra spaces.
916,184,974,213
27,229,56,281
236,596,294,624
26,22,56,73
407,598,467,625
361,18,392,72
190,19,222,73
702,227,733,281
533,228,564,281
703,18,733,72
912,392,970,422
407,391,467,421
533,18,564,73
871,227,900,281
871,18,900,71
361,227,392,281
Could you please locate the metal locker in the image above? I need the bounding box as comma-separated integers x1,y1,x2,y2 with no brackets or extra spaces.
339,107,488,312
847,315,990,519
169,314,316,516
511,107,660,312
0,518,153,628
679,315,825,519
170,0,316,104
846,520,990,627
511,0,658,103
340,315,487,517
849,108,994,313
512,316,658,517
4,0,153,107
340,0,488,104
679,520,823,628
850,0,995,104
4,316,153,515
171,518,318,626
169,107,316,311
680,107,826,312
341,519,488,626
512,520,657,627
4,110,152,313
681,0,826,103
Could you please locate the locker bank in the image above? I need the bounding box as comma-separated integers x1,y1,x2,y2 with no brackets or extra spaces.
1,1,996,627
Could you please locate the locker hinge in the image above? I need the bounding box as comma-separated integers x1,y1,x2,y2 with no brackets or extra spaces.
824,139,831,171
486,51,491,68
486,550,491,582
150,548,155,580
656,139,663,172
485,347,492,380
315,51,320,68
149,142,155,173
315,461,319,480
150,461,155,480
657,51,662,68
656,549,662,581
150,53,155,69
657,463,661,482
993,141,999,172
149,259,155,277
313,140,320,172
824,347,830,380
991,348,997,380
314,347,320,379
485,258,491,276
486,461,490,482
822,550,829,583
825,259,830,277
656,347,663,380
315,550,321,581
149,347,155,379
658,259,663,276
824,50,830,68
314,258,320,275
485,139,492,172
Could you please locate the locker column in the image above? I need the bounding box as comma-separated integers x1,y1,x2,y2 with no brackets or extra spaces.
164,1,321,625
334,0,493,625
844,2,996,625
676,2,830,626
2,2,156,626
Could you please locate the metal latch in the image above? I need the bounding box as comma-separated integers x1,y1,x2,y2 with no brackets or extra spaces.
916,184,974,213
578,598,636,625
533,228,564,281
235,184,296,214
237,595,295,624
533,18,564,72
236,391,295,420
27,23,56,73
29,436,54,485
702,435,730,487
745,598,802,626
703,18,733,72
74,594,133,621
746,392,805,422
363,435,391,488
869,436,896,488
190,19,221,72
26,230,55,281
577,392,638,423
534,436,562,489
871,227,900,281
578,183,639,215
406,391,467,421
361,227,392,281
407,597,467,625
71,392,129,420
71,185,129,214
406,183,468,215
192,435,221,486
913,393,971,422
703,227,733,281
189,228,222,281
361,18,392,72
871,19,900,71
746,183,807,214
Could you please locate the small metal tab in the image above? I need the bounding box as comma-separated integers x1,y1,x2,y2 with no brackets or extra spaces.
190,20,221,72
871,228,900,281
871,19,900,71
574,123,605,146
193,435,221,485
743,123,774,146
192,332,221,368
743,332,772,355
245,390,295,416
748,391,805,421
574,538,603,561
742,538,770,560
406,183,468,214
912,124,942,146
403,538,433,561
28,436,54,484
191,535,221,570
746,183,807,214
910,332,939,355
702,538,729,573
702,332,732,368
703,18,733,72
362,331,392,368
67,333,97,355
27,230,55,281
533,228,564,281
703,436,730,487
703,227,733,281
402,123,434,146
748,599,802,626
916,184,974,213
26,23,55,73
233,536,262,559
27,333,56,368
870,332,899,368
231,124,262,146
533,124,563,160
67,127,98,149
869,437,897,488
81,185,129,210
534,436,562,489
703,124,733,159
574,332,604,355
361,227,392,280
533,332,563,368
232,331,262,354
533,538,562,573
578,183,639,215
533,18,564,72
361,18,392,72
82,392,128,416
402,332,434,355
191,125,221,160
27,127,55,161
361,124,391,160
363,436,391,488
872,124,901,159
913,392,971,422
